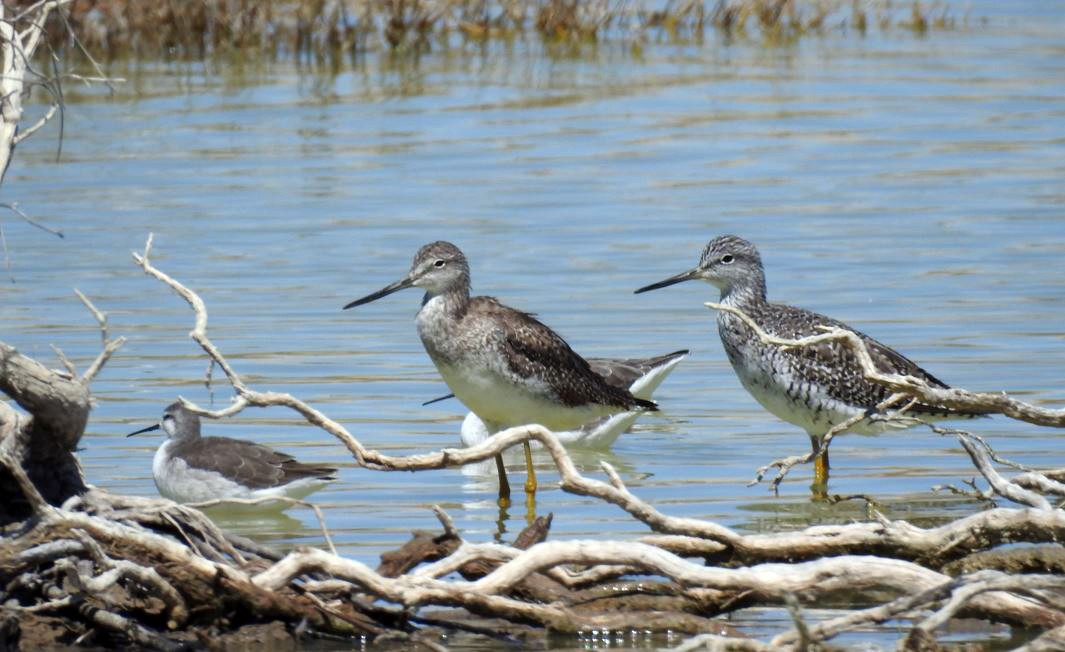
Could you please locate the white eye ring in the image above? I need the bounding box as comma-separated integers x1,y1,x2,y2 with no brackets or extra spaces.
720,254,735,265
433,260,446,268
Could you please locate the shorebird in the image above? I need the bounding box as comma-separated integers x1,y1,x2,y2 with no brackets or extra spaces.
635,235,984,486
128,402,337,505
443,350,689,450
344,241,658,504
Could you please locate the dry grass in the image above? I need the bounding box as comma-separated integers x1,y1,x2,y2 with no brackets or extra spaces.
32,0,961,59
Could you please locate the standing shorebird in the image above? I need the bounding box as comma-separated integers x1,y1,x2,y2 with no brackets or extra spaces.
635,235,984,486
344,241,658,504
128,402,337,505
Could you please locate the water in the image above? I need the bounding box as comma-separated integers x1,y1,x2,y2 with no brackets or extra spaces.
2,1,1063,646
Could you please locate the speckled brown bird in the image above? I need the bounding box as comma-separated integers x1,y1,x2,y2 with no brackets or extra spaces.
344,241,657,504
636,235,986,486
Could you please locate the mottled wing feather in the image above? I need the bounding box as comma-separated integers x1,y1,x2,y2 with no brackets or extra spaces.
755,302,978,416
472,297,652,411
172,437,338,489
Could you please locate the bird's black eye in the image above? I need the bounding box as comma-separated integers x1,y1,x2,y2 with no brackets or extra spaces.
433,259,446,268
720,254,735,265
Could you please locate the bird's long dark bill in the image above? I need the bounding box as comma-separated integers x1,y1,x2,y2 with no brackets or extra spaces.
634,268,699,294
126,423,160,437
343,276,415,309
422,393,455,407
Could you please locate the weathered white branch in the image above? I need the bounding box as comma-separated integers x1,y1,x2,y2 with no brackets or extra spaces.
253,542,1060,630
915,571,1065,635
63,529,188,625
11,101,56,144
0,445,50,513
0,0,73,185
678,570,1065,650
950,429,1051,510
49,343,77,377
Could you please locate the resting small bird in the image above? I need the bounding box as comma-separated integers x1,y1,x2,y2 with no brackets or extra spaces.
127,402,337,504
636,235,986,486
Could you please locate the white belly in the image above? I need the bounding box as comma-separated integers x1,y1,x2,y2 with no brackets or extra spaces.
730,351,879,438
437,362,609,432
460,410,638,449
151,441,329,504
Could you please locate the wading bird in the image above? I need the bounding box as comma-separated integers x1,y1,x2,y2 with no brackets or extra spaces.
636,235,984,487
128,402,337,505
345,241,657,505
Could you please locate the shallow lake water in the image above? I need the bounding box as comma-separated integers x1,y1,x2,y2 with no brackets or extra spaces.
2,1,1063,647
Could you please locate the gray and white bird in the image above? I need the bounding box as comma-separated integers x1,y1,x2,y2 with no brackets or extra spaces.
635,235,985,486
344,241,658,504
128,402,337,505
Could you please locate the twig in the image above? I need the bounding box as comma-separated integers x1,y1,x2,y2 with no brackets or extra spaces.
11,102,56,144
932,479,996,506
75,288,108,345
747,392,910,492
50,343,77,377
431,504,459,539
0,202,63,238
782,593,811,651
66,529,189,624
932,427,1052,510
0,446,50,514
914,571,1065,635
73,289,125,383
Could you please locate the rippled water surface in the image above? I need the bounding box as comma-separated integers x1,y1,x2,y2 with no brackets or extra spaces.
2,1,1063,647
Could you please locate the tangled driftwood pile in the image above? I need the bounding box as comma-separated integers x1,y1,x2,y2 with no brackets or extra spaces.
1,234,1063,650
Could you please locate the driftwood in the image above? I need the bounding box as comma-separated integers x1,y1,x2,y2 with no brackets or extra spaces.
0,235,1062,650
0,0,67,186
0,287,124,517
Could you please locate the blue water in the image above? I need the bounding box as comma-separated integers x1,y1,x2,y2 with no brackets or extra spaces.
1,1,1063,646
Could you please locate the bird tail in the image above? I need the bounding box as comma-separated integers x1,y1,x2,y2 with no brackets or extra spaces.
633,397,659,412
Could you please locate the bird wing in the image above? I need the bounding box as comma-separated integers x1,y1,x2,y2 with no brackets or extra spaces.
587,350,690,390
173,437,337,490
472,297,655,411
760,302,979,416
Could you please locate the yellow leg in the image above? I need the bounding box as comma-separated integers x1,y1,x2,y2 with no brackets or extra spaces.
524,490,537,525
495,453,512,509
523,440,538,494
811,436,830,488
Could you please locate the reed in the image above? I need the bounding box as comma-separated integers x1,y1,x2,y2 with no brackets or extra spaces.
35,0,960,60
